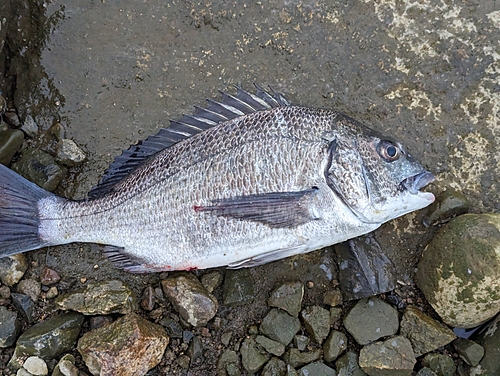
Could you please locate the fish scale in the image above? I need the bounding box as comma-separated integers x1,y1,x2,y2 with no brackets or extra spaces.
0,87,435,272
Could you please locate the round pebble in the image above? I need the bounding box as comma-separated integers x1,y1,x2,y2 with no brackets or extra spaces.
23,356,48,375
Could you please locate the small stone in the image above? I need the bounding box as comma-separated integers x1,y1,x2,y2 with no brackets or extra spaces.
0,254,28,286
344,297,399,345
284,348,321,369
17,279,41,302
256,335,286,357
11,149,67,192
452,338,484,366
298,361,336,376
293,335,309,351
162,272,218,327
323,289,343,307
470,313,500,375
188,336,203,364
55,139,86,166
55,280,137,315
40,267,61,285
200,271,223,293
241,337,269,373
11,293,36,324
21,115,38,137
262,357,287,376
268,281,304,317
52,354,77,376
217,350,240,375
159,318,183,338
416,367,438,376
177,354,190,369
422,188,470,226
140,285,155,311
16,368,32,376
77,313,169,376
89,315,113,330
0,129,24,165
248,325,259,335
221,331,232,346
45,286,58,299
49,122,66,140
359,336,416,376
323,330,347,363
22,356,48,375
300,305,331,344
0,285,10,299
4,111,21,127
399,306,456,356
421,353,456,376
223,269,254,307
260,308,301,346
9,312,84,369
336,351,367,376
0,306,21,347
330,307,342,324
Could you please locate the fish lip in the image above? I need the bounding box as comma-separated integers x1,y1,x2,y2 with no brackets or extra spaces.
401,171,435,195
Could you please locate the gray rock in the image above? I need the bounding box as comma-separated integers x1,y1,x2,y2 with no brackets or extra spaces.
452,338,484,367
323,330,347,363
359,336,416,376
470,313,500,375
0,254,28,286
336,351,367,376
343,297,399,345
11,149,67,192
293,335,309,351
268,281,304,317
0,306,21,347
335,235,396,300
217,350,240,375
9,312,84,369
55,280,137,315
4,111,21,128
262,357,287,376
422,188,470,226
55,139,86,166
330,307,342,324
0,128,24,165
399,306,456,356
162,272,218,327
11,293,36,324
22,356,48,375
223,269,254,307
17,369,32,376
287,365,298,376
421,353,456,376
256,335,285,357
284,348,322,369
298,361,336,376
417,213,500,328
241,337,269,373
77,313,169,376
21,115,38,137
200,270,223,293
17,279,42,302
140,285,155,311
159,317,183,338
260,308,301,346
52,354,78,376
416,367,438,376
300,305,331,344
188,336,203,365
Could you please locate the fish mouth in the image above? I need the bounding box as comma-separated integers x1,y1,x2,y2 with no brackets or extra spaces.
401,171,435,195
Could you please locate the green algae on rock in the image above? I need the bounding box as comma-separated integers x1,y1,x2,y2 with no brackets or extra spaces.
417,213,500,328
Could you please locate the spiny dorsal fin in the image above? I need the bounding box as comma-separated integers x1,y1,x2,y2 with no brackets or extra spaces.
87,85,291,198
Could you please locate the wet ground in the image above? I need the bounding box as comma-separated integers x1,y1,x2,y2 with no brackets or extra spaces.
1,0,499,374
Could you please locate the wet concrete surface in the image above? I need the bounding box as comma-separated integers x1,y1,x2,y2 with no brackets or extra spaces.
1,0,499,374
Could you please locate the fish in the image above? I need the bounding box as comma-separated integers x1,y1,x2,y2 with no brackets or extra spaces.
0,86,435,273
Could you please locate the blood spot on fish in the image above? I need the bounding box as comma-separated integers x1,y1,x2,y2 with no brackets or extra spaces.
193,205,205,212
185,266,198,271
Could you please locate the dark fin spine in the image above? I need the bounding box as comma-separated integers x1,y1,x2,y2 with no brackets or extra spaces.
0,164,54,257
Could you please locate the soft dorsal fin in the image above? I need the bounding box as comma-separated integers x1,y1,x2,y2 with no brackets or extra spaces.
87,85,291,198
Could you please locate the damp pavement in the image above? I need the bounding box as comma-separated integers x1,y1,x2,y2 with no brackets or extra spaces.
1,0,500,375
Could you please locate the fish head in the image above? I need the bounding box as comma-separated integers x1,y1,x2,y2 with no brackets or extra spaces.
325,125,435,224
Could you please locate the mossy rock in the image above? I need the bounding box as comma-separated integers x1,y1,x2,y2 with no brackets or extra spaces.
417,213,500,328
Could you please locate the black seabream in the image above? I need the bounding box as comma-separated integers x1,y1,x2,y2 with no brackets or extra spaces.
0,86,435,272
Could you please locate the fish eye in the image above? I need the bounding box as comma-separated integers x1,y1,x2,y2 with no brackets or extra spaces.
378,141,400,162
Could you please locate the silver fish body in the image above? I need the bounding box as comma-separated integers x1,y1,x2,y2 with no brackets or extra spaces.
0,87,435,272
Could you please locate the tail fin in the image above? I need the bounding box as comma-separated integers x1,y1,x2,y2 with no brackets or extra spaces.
0,164,54,257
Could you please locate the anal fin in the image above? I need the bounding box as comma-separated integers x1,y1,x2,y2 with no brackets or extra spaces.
228,245,308,268
103,245,151,273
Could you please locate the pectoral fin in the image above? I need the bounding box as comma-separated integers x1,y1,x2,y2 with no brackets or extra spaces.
195,188,320,228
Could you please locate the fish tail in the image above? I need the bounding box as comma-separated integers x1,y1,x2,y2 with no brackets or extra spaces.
0,164,55,257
